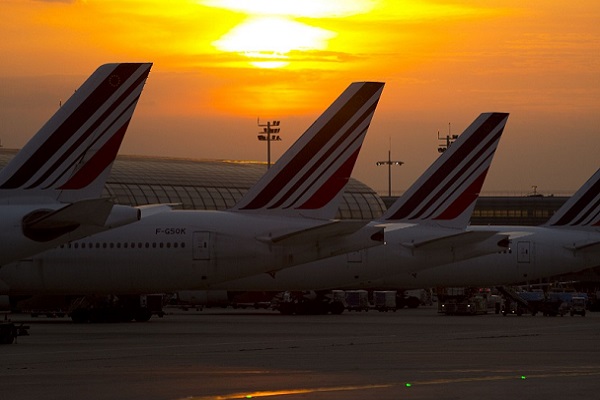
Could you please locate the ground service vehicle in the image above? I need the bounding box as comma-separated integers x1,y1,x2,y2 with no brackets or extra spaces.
570,296,586,317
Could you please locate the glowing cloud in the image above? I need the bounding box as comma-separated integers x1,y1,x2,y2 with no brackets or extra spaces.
200,0,375,18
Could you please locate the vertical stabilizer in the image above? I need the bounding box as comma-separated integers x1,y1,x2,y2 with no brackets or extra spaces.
0,63,152,204
545,167,600,229
381,112,509,229
233,82,385,220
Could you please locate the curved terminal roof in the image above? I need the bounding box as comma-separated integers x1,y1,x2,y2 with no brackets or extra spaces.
0,149,385,220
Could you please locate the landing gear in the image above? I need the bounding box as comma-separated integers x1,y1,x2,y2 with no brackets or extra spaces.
276,291,345,315
68,295,164,323
0,322,29,344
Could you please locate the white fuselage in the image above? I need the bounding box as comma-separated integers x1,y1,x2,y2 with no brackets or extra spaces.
208,225,600,291
1,219,500,295
373,226,600,289
0,210,377,295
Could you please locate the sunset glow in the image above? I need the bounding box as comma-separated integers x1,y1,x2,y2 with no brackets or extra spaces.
0,0,599,195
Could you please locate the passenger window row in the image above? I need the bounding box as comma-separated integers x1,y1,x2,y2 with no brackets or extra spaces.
60,242,187,250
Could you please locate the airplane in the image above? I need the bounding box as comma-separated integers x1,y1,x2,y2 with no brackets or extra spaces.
362,165,600,289
0,62,152,266
224,165,600,298
0,81,386,320
182,112,512,301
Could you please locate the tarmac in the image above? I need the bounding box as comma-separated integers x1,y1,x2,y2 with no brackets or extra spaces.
2,306,600,400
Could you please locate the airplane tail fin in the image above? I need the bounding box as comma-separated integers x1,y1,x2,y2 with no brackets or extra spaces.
232,82,385,219
544,167,600,230
380,112,509,229
0,63,152,204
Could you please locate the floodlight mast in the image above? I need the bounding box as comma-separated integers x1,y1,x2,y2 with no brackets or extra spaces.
437,122,458,153
376,146,403,197
257,118,281,169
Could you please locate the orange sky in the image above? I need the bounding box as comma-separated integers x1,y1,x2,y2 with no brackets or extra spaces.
1,0,599,195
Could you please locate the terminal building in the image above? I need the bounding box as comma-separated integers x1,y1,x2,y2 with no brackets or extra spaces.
0,149,569,226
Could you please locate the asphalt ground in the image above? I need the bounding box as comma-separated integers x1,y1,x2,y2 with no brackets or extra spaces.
2,306,600,400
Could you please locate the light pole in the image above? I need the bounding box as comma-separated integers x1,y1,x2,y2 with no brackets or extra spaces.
257,119,281,169
376,149,403,197
437,123,458,153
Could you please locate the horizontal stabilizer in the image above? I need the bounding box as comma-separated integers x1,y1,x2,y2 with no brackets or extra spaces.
565,240,600,253
22,198,141,242
24,198,116,230
258,219,372,245
402,229,508,251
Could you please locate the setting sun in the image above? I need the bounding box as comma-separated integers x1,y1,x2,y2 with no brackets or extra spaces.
203,0,375,69
213,16,335,68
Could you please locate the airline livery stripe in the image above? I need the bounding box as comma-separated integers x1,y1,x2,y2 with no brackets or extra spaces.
419,152,493,220
571,198,600,226
412,140,497,220
280,125,369,210
29,69,148,190
32,88,145,190
241,83,382,210
433,169,489,220
551,178,600,226
0,63,146,189
36,88,143,190
297,147,361,209
387,113,506,220
270,104,377,210
58,119,131,189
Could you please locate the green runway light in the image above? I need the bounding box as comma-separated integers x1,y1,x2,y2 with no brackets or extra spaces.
521,375,527,380
405,383,412,388
245,396,253,399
